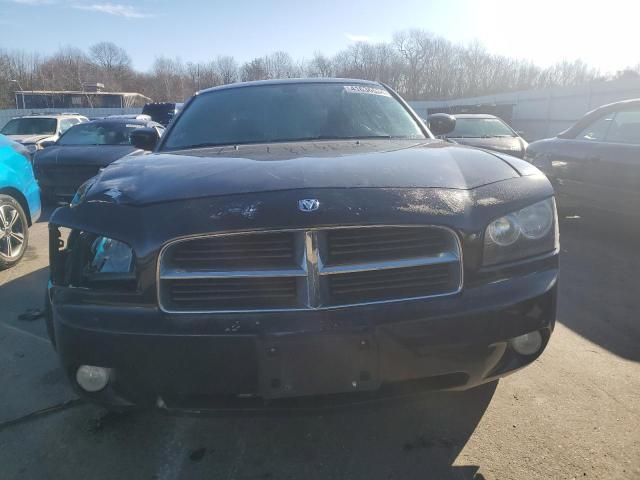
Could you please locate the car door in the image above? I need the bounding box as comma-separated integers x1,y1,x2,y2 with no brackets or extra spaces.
546,112,615,212
586,108,640,218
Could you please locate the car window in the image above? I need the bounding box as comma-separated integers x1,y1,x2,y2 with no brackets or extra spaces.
576,113,615,141
59,119,76,134
605,110,640,145
162,83,425,150
57,122,143,145
449,118,516,138
0,117,57,135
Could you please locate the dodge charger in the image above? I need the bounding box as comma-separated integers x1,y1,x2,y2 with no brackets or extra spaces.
46,79,559,410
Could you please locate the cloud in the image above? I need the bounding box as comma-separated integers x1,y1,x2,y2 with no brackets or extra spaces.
345,33,374,43
73,3,152,18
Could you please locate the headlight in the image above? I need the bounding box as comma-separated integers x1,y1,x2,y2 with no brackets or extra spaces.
89,237,133,273
483,198,557,266
70,177,97,207
24,143,38,154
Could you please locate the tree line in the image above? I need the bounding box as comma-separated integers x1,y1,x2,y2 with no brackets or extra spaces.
0,28,633,108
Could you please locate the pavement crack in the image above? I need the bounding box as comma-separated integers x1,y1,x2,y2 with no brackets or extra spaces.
0,398,85,432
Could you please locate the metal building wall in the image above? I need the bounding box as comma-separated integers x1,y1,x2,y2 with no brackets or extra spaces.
409,78,640,141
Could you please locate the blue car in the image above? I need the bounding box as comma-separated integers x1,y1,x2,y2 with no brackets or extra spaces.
0,133,41,269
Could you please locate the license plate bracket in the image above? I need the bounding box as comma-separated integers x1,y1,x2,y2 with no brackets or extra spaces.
258,333,379,399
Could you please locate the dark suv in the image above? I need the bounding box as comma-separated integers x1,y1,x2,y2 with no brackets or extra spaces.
141,102,183,126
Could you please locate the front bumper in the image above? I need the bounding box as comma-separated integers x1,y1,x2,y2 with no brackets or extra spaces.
50,262,557,411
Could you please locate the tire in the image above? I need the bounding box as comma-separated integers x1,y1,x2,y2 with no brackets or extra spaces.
0,194,29,270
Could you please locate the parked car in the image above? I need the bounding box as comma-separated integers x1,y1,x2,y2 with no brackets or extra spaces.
33,117,164,203
0,134,41,269
141,102,183,126
430,113,528,158
1,113,88,155
526,98,640,222
47,79,558,410
105,114,152,121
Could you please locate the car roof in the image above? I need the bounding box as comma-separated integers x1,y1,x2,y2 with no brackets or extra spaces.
85,118,161,127
560,98,640,137
453,114,499,119
197,78,382,95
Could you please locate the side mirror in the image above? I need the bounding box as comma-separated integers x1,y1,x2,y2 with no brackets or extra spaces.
40,140,56,148
130,128,159,151
427,113,456,136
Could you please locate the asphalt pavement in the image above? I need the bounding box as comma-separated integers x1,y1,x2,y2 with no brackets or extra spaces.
0,208,638,480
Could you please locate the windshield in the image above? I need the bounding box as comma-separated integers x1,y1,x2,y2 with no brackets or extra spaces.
449,118,516,138
58,122,143,146
0,117,57,135
162,83,426,150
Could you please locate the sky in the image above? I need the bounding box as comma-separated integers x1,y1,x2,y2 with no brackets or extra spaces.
0,0,638,74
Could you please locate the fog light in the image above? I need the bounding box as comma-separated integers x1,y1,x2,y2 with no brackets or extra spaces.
510,331,543,356
76,365,110,392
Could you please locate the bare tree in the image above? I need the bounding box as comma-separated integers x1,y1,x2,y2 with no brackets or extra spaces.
215,56,238,84
0,30,607,109
240,58,269,82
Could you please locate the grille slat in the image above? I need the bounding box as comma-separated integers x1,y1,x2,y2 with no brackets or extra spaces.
326,227,452,265
165,277,298,310
159,226,461,312
329,264,455,303
166,232,297,270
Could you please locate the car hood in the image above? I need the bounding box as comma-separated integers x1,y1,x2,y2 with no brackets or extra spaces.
449,136,526,154
7,134,54,144
86,139,526,206
35,144,139,166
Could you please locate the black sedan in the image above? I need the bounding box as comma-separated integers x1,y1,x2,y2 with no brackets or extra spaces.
33,118,164,202
526,98,640,224
431,113,528,158
46,79,558,411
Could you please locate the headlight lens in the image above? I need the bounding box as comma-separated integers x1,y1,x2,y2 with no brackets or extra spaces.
487,214,520,246
483,198,557,266
24,143,38,154
89,237,133,273
517,201,553,239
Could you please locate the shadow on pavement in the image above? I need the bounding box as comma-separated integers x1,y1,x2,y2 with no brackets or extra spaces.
557,215,640,361
0,382,496,479
0,266,49,324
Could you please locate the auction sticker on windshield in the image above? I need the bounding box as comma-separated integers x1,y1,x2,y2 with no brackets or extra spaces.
343,85,391,96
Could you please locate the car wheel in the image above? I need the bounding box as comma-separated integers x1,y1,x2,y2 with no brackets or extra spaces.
0,194,29,270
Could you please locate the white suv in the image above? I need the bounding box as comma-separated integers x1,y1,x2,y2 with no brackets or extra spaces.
0,113,89,154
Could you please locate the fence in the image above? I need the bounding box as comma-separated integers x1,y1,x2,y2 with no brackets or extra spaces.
0,107,143,129
409,78,640,141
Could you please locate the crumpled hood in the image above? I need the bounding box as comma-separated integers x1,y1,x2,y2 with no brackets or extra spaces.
7,134,53,144
86,139,526,206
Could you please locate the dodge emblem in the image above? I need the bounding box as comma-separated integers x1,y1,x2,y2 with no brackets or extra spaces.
298,199,320,212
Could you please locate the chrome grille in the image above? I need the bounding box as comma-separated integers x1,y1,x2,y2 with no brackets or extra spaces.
158,226,462,313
